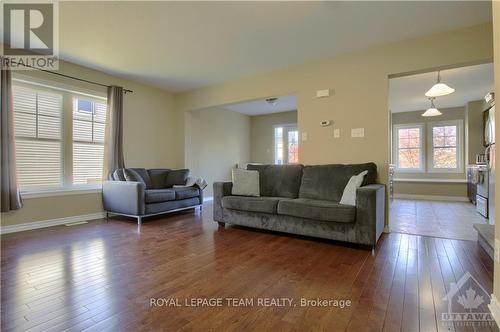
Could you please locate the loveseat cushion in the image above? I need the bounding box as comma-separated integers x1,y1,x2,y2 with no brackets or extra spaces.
299,163,377,202
173,187,200,200
277,198,356,223
221,196,282,214
124,168,153,189
165,169,190,188
147,169,171,189
246,164,303,198
145,189,176,203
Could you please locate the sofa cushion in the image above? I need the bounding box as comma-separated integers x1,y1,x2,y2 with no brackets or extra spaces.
299,163,377,202
165,169,190,188
173,187,199,200
247,164,303,198
148,169,171,189
145,189,176,203
277,198,355,223
221,196,282,214
124,168,153,189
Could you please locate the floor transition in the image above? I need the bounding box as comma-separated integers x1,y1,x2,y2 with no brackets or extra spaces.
390,199,489,241
1,203,497,331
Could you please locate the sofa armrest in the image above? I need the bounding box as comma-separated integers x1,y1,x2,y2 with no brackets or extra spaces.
213,182,233,222
355,184,386,246
103,180,146,216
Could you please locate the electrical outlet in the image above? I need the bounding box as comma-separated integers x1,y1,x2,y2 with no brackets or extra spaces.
495,239,500,263
301,132,308,141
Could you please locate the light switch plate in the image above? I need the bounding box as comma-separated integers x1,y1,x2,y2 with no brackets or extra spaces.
301,132,308,141
495,239,500,262
351,128,365,138
334,129,340,138
316,89,332,98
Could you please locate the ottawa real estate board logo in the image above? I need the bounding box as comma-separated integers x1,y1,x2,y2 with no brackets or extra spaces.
442,271,495,327
1,0,59,70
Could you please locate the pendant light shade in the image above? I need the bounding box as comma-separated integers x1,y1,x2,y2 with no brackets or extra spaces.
422,98,442,117
425,71,455,97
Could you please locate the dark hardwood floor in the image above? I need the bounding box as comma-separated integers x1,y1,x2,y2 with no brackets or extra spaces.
1,203,498,331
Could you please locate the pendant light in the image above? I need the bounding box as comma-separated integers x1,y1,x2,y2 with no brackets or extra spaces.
425,71,455,97
422,98,442,117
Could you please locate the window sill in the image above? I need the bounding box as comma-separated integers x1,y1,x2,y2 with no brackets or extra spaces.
394,169,425,174
21,186,102,199
394,178,467,183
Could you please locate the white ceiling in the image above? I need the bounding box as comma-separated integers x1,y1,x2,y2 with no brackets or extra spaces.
389,63,494,113
3,2,492,92
225,95,297,116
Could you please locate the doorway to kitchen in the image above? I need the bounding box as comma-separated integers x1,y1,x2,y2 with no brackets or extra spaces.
388,62,494,243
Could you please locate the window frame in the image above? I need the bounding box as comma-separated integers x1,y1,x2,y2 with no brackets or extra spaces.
393,123,425,173
427,120,464,173
12,76,107,195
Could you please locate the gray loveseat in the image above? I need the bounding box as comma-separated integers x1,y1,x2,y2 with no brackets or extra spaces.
213,163,385,248
103,168,203,224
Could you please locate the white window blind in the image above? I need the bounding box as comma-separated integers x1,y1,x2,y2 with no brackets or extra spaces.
72,98,107,184
13,85,63,188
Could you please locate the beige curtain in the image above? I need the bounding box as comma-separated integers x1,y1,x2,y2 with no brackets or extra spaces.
103,86,125,179
1,61,23,211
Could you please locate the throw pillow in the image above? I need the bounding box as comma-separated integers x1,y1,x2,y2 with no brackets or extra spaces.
124,168,148,186
165,169,190,188
113,168,126,181
231,168,260,197
340,170,368,206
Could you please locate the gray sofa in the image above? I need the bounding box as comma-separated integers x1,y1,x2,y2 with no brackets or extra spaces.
103,168,203,224
213,163,385,248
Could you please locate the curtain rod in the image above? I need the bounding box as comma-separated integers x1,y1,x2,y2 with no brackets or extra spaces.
7,60,133,94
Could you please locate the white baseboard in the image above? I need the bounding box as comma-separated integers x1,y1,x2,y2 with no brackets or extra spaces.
394,194,469,202
489,294,500,325
0,212,106,234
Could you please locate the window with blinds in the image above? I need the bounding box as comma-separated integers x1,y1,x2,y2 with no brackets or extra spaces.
12,80,107,191
13,85,63,188
73,98,106,184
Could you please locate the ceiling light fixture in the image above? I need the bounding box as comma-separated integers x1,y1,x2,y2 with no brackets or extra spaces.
422,98,442,117
425,71,455,97
266,97,278,106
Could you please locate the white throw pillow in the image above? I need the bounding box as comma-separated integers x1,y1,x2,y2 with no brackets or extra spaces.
231,168,260,197
340,170,368,206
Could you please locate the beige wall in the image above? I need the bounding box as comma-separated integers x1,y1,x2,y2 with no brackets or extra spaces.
394,182,467,198
250,111,297,164
493,0,500,309
1,60,181,227
466,100,486,164
176,23,493,226
185,108,251,197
